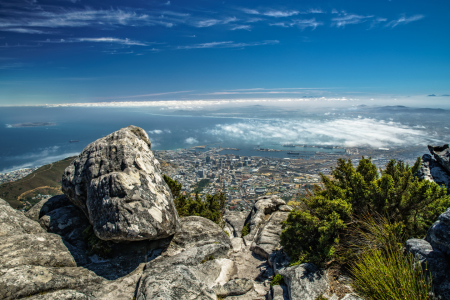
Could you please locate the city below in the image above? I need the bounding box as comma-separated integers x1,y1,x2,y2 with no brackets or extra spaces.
0,144,426,212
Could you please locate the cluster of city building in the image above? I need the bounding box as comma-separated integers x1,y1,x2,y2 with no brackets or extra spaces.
154,147,324,211
0,167,37,184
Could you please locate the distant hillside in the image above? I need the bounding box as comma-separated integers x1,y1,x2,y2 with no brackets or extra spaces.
0,156,75,209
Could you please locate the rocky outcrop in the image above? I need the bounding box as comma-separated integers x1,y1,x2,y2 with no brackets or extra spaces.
213,278,254,297
278,263,329,300
251,211,290,259
224,211,248,238
406,208,450,299
136,265,217,300
62,125,180,242
417,144,450,192
244,195,287,243
417,154,450,191
428,145,450,174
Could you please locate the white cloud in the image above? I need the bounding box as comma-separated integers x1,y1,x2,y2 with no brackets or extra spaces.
270,19,322,30
148,129,163,134
0,28,51,34
185,137,198,144
332,14,373,27
72,37,147,46
193,17,237,28
264,10,299,17
386,15,424,28
231,25,251,31
177,40,279,50
207,118,436,148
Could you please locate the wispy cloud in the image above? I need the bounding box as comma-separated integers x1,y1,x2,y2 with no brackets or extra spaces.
241,8,299,17
270,18,322,30
332,14,373,27
0,28,52,34
177,40,279,50
0,62,27,69
94,90,194,100
231,25,251,31
192,17,237,28
385,15,424,28
73,37,147,46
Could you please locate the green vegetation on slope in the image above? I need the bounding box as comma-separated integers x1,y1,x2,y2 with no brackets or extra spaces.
349,215,435,300
164,175,225,224
280,157,450,266
0,156,75,209
191,179,210,193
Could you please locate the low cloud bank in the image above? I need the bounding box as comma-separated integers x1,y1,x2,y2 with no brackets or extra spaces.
208,118,440,148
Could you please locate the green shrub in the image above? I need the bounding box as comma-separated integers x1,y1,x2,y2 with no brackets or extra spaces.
281,157,450,266
241,223,250,237
270,273,284,287
163,175,225,224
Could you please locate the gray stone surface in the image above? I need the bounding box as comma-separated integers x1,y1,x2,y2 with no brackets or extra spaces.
26,289,89,300
165,216,231,255
0,233,76,269
278,263,329,300
251,211,289,259
0,265,104,300
268,250,291,275
213,278,254,297
407,238,450,299
136,264,216,300
269,285,288,300
426,209,450,256
428,144,450,174
244,195,286,242
62,125,180,242
0,198,46,237
224,211,249,238
417,154,450,191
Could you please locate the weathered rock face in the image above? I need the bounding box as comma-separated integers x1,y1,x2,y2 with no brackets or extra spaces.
406,208,450,299
224,211,248,238
0,198,46,237
137,265,217,300
278,263,329,300
428,144,450,174
213,278,254,297
417,154,450,191
148,216,232,269
244,196,287,243
251,211,290,259
62,125,180,242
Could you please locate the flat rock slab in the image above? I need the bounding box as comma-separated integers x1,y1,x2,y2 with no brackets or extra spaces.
213,278,254,297
62,125,180,242
279,263,329,300
0,233,76,269
224,211,248,238
0,198,46,237
0,265,104,300
137,265,216,300
251,211,289,259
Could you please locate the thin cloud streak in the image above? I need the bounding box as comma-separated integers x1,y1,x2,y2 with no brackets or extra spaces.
386,15,424,28
177,40,279,50
94,90,195,100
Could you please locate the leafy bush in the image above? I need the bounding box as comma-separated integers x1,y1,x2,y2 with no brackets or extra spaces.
270,273,284,287
280,157,450,266
164,175,225,224
241,223,250,237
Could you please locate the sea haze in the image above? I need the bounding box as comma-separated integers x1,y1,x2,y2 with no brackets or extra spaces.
1,104,449,173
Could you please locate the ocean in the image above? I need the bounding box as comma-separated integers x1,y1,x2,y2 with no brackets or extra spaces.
1,104,448,173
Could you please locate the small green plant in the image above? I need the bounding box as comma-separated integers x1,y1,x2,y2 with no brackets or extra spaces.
241,223,250,237
270,273,284,287
315,296,327,300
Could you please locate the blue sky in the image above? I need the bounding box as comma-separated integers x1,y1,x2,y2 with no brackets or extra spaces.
0,0,449,106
